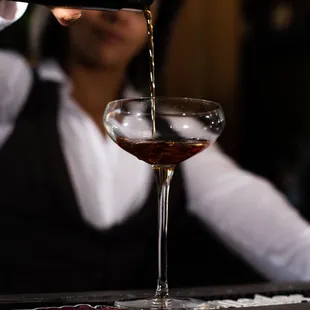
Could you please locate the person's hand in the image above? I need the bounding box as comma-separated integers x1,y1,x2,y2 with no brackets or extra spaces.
50,7,82,26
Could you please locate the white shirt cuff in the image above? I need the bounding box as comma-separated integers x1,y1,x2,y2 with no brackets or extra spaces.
0,1,28,31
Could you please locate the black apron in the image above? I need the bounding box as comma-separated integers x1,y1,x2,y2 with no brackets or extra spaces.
0,70,263,294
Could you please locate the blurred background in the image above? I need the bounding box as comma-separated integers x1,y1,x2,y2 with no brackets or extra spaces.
3,0,310,221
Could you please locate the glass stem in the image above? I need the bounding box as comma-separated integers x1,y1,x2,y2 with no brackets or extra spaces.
152,165,175,299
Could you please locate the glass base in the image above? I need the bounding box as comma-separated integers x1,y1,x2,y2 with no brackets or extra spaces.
115,297,214,310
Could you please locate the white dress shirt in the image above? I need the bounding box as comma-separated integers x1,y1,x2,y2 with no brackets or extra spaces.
2,1,310,283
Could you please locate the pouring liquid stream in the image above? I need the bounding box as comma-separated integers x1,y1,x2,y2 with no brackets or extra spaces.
144,9,156,138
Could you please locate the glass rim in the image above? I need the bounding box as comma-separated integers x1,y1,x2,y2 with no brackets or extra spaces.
105,96,223,116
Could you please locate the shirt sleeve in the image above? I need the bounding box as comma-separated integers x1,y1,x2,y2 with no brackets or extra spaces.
0,51,32,148
0,1,28,31
183,143,310,281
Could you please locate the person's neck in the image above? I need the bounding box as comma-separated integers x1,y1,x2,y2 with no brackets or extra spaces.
69,63,125,132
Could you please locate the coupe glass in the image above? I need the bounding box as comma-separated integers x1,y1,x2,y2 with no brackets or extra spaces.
103,97,225,309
